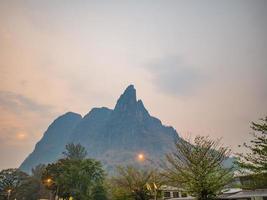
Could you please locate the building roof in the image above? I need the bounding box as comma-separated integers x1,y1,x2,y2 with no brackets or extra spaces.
222,188,242,194
170,197,195,200
227,189,267,198
160,185,180,191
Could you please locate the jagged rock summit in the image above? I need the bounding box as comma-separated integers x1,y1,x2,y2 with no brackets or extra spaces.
20,85,179,173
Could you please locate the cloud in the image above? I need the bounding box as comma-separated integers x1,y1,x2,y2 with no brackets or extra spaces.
0,91,54,116
0,127,28,145
0,91,56,144
146,56,207,96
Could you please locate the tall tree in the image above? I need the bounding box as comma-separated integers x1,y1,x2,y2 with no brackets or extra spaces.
236,116,267,188
63,143,87,160
43,143,106,200
112,166,162,200
43,158,106,200
164,136,233,200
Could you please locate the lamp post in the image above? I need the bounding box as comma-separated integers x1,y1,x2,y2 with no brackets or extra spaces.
55,185,60,200
136,152,158,170
45,178,60,200
136,153,159,200
7,189,11,200
45,178,53,200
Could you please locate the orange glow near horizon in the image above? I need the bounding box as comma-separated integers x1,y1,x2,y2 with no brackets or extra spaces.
16,132,27,140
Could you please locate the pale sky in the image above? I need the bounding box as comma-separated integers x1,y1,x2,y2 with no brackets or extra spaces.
0,0,267,170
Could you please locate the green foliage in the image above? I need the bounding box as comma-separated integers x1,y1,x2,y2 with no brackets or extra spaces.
111,166,162,200
0,143,106,200
43,144,106,200
110,186,132,200
63,143,88,160
0,166,50,200
164,136,233,200
0,168,28,200
91,184,108,200
236,116,267,188
29,164,50,199
15,177,40,200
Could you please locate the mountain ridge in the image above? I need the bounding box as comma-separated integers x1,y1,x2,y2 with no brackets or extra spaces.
20,112,82,172
20,85,179,173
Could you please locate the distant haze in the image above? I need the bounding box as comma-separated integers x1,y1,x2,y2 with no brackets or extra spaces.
0,0,267,170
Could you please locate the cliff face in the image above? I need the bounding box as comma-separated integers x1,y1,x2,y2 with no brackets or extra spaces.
20,85,179,173
20,112,82,172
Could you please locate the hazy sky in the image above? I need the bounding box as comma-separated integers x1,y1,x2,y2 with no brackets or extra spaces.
0,0,267,170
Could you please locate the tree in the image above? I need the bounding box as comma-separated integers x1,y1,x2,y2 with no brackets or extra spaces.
236,116,267,188
32,164,47,180
164,136,233,200
42,161,63,199
15,176,40,200
43,158,106,200
112,166,162,200
91,184,108,200
28,164,50,199
0,168,28,200
43,143,106,200
63,143,87,160
0,166,51,200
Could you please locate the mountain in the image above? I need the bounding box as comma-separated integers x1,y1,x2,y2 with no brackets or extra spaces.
20,112,82,172
20,85,179,173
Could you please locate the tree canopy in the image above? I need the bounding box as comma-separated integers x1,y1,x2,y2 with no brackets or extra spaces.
0,168,28,200
0,166,51,200
163,136,233,200
43,143,106,200
236,116,267,188
111,166,162,200
63,143,88,160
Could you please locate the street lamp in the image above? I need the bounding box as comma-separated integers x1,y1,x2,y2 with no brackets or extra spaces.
46,178,52,184
45,178,60,200
136,153,159,200
137,153,145,161
136,153,155,164
45,178,53,200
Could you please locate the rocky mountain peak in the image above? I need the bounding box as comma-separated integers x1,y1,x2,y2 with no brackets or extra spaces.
20,85,180,174
114,84,137,112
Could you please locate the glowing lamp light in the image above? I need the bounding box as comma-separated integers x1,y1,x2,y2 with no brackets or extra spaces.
137,153,145,161
47,178,52,183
